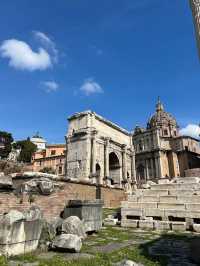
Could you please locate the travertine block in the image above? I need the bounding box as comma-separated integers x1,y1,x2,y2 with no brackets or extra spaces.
134,202,157,209
185,203,200,211
139,220,154,229
169,190,194,196
121,208,143,217
164,209,187,218
158,203,185,210
144,208,165,218
121,219,138,228
154,221,171,231
193,223,200,233
142,189,168,197
159,196,177,203
171,222,186,231
138,196,158,203
127,195,138,202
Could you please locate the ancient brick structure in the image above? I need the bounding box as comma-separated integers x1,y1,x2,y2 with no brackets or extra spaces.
0,181,126,221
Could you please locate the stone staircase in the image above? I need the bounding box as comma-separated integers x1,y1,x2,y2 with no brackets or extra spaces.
121,177,200,232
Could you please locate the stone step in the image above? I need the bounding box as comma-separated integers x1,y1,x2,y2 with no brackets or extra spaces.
177,196,200,203
122,206,200,220
122,202,158,209
151,183,200,190
127,195,138,202
158,203,186,211
137,196,159,203
169,189,199,196
138,189,168,197
173,177,200,184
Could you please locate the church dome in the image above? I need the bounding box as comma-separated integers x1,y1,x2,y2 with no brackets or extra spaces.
147,99,179,135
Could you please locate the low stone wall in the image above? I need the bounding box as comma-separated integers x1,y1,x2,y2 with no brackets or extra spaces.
185,168,200,177
0,181,126,221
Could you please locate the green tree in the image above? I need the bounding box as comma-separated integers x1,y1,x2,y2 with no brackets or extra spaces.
16,138,37,163
0,131,13,159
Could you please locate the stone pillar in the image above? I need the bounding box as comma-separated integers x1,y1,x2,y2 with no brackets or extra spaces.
157,151,164,178
122,145,127,180
91,131,97,175
131,150,136,182
145,159,149,180
104,137,110,178
155,129,161,148
155,157,159,178
150,158,154,179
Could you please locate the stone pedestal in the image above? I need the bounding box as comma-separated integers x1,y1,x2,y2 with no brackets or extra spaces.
64,200,103,232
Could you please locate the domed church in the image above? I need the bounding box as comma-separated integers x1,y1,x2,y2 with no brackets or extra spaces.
133,99,200,183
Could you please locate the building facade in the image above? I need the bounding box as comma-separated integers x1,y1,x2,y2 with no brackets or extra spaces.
65,111,136,187
30,133,47,151
32,144,66,176
132,99,200,184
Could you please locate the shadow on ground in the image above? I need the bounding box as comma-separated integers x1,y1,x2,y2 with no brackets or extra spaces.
138,233,200,265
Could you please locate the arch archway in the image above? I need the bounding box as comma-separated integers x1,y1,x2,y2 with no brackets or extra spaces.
109,152,121,185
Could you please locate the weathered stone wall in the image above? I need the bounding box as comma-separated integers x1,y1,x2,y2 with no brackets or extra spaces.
185,168,200,177
0,181,126,221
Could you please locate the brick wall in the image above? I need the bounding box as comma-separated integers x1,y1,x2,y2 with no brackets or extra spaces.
185,168,200,177
0,182,126,221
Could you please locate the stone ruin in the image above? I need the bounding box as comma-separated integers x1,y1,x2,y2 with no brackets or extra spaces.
0,197,103,256
0,206,43,257
121,176,200,232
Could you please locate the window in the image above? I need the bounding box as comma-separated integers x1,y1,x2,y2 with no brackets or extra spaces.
51,150,56,156
164,129,168,136
59,166,62,175
174,131,177,136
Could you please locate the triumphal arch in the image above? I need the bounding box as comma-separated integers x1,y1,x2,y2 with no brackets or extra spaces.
65,111,136,187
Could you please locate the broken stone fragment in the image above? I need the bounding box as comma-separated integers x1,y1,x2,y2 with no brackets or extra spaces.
22,178,54,195
38,179,54,195
62,216,87,239
51,233,82,253
48,217,63,239
0,207,43,256
0,175,13,190
113,260,144,266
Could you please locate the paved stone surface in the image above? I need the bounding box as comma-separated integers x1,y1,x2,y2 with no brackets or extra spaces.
91,240,140,253
9,262,39,266
37,251,94,261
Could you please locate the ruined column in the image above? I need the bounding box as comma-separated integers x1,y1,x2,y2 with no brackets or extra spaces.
122,145,127,180
105,137,110,178
145,159,149,180
150,158,154,178
131,149,136,182
91,131,97,175
155,157,159,178
190,0,200,58
158,151,164,178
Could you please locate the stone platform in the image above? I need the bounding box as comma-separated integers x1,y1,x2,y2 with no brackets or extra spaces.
121,177,200,232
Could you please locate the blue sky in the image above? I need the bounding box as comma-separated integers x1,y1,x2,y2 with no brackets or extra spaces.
0,0,200,143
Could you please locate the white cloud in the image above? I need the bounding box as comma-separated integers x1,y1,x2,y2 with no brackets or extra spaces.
180,124,200,139
80,78,103,96
33,31,58,62
0,39,52,71
42,81,59,93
